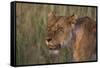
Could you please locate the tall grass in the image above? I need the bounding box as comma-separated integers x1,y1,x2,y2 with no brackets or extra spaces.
16,3,96,65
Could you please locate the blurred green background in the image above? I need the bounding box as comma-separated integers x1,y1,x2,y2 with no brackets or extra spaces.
16,3,96,65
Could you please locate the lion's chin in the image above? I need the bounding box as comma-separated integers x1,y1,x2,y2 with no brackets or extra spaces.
49,50,59,55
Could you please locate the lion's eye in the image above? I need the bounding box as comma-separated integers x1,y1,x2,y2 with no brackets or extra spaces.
59,27,64,32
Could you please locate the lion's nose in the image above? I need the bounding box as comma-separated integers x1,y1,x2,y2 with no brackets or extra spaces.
46,38,52,42
45,37,52,45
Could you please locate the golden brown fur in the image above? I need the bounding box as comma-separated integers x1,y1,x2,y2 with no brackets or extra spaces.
45,12,96,61
73,17,96,61
46,12,77,50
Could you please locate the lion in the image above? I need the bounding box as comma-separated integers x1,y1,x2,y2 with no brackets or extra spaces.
73,16,96,61
45,11,96,62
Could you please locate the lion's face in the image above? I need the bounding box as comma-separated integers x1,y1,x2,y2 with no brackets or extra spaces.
45,12,77,50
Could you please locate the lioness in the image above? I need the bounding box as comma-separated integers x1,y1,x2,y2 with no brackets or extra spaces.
45,11,96,62
73,16,96,61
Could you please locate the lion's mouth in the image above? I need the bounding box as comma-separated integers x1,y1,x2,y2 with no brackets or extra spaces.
49,44,61,50
45,40,61,50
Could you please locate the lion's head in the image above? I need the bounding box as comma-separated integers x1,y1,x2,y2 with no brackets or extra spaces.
45,12,77,52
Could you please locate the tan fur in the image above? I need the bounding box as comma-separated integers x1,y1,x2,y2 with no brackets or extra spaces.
46,12,96,61
46,12,77,49
73,17,96,61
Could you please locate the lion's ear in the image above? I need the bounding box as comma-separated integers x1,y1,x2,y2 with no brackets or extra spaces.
48,11,56,17
70,14,78,29
71,14,78,24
